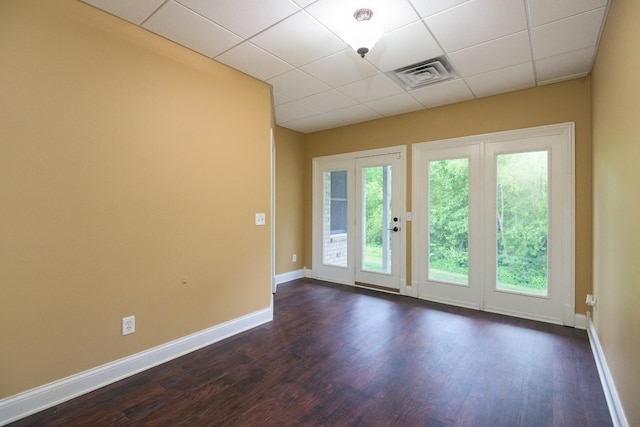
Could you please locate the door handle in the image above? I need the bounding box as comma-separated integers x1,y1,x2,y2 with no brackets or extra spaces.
388,226,399,232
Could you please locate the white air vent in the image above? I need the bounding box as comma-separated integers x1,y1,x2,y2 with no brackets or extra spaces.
387,56,457,90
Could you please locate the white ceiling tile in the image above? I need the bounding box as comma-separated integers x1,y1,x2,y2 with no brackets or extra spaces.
528,0,608,27
303,0,362,34
275,100,321,122
332,104,384,124
281,113,348,133
306,0,416,35
215,42,293,81
449,31,531,77
292,0,319,7
268,69,330,99
301,49,379,87
366,21,443,72
299,90,358,113
465,62,535,98
408,0,470,18
531,8,606,60
365,92,424,116
273,92,292,106
174,0,300,39
81,0,164,25
425,0,528,52
338,74,405,103
535,46,595,84
250,11,346,67
538,71,589,87
293,0,316,7
379,0,424,31
142,1,242,58
409,78,474,108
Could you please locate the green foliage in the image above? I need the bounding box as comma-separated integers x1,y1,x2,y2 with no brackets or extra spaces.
425,153,549,293
429,159,469,279
496,152,548,291
364,166,390,246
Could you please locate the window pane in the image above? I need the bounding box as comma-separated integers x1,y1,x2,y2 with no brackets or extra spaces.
330,171,347,234
362,166,392,273
496,151,548,296
428,158,469,285
323,170,348,267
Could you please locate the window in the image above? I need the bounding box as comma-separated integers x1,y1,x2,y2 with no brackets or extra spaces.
330,170,347,234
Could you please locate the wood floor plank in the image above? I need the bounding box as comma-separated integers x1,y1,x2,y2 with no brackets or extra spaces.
9,279,612,426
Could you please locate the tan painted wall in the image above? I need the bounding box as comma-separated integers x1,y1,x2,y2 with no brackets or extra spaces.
0,0,272,399
303,78,593,314
591,1,640,424
275,126,305,275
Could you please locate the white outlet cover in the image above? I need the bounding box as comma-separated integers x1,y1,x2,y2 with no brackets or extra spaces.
255,213,266,226
122,315,135,335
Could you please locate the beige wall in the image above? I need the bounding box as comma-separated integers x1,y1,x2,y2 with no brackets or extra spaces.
275,126,305,275
0,0,272,398
591,0,640,424
302,78,593,314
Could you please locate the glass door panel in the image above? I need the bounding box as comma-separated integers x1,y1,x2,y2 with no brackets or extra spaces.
322,170,348,267
362,165,392,273
428,158,469,285
495,151,549,296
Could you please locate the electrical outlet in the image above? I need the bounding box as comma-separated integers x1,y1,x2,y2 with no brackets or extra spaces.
292,254,297,262
255,213,266,226
122,315,135,335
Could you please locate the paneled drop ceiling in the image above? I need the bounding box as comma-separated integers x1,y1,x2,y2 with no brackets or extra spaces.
80,0,609,134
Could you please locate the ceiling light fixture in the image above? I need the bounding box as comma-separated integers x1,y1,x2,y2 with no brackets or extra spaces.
341,8,383,59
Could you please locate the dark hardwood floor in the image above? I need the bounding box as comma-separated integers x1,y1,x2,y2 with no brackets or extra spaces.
10,279,611,426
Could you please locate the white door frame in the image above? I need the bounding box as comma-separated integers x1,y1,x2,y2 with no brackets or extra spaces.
270,128,276,294
312,146,408,295
412,123,575,325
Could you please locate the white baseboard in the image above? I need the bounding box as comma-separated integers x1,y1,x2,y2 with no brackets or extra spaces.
0,307,273,426
418,294,481,311
274,269,304,285
574,313,587,330
587,313,628,427
304,268,315,279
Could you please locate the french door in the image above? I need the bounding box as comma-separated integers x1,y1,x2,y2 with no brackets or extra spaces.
413,144,482,309
413,123,574,325
313,148,406,293
355,154,403,290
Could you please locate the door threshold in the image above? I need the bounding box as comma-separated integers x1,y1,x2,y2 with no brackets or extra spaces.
355,282,400,294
